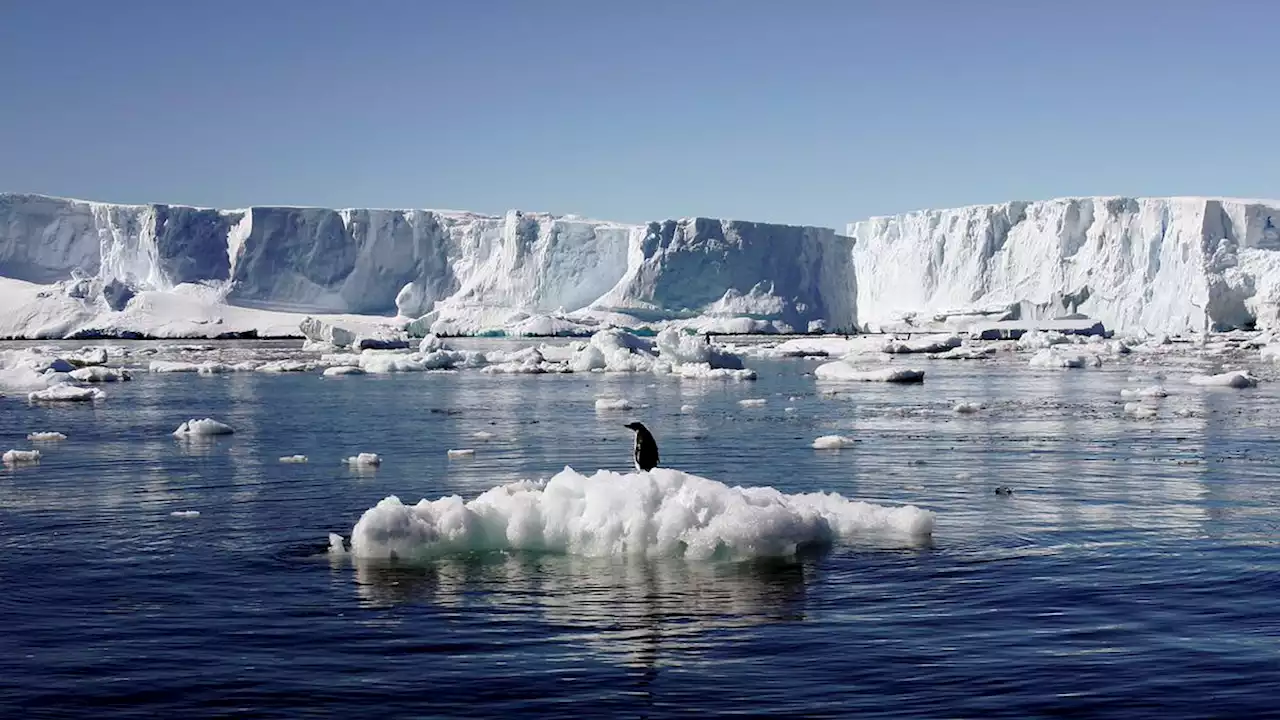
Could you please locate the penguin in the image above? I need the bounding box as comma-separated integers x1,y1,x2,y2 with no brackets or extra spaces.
624,422,660,472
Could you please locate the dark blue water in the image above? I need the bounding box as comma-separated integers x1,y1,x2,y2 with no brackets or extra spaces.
3,343,1278,718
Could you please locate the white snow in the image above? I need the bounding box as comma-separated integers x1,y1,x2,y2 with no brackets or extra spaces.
172,418,235,436
337,466,934,561
2,449,41,465
279,454,309,463
812,435,856,449
28,385,105,402
813,362,926,383
27,431,67,441
850,196,1280,335
1188,370,1258,388
346,452,382,466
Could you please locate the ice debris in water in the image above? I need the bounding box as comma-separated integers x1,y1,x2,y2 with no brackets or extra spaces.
1123,402,1158,419
1028,349,1102,368
173,418,235,436
346,453,382,466
952,401,984,414
3,449,41,465
339,466,935,561
594,397,632,411
170,510,200,518
279,454,309,463
28,385,106,402
738,398,767,407
1120,386,1168,399
1188,370,1258,388
472,431,496,441
27,431,67,441
812,435,856,449
447,448,476,458
680,404,695,413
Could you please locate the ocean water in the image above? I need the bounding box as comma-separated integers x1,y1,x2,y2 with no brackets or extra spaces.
3,341,1279,718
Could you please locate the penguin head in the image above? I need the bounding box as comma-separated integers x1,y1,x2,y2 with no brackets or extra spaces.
624,422,645,432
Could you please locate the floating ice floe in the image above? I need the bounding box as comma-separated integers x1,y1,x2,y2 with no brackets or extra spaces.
812,435,856,449
952,401,984,414
3,449,41,465
472,431,496,441
322,365,365,376
679,404,695,413
594,397,632,411
814,362,925,383
1188,370,1258,388
882,334,962,354
334,466,935,562
256,360,314,373
738,398,767,407
173,418,235,436
279,454,309,463
69,366,130,383
447,448,476,458
27,431,67,441
1123,402,1158,419
28,385,105,402
1027,349,1102,368
346,452,382,466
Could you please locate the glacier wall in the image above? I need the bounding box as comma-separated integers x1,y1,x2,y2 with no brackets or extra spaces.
849,196,1280,334
0,193,854,333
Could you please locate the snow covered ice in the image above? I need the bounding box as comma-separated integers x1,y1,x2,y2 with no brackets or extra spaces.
335,467,935,562
812,435,857,449
3,449,41,465
346,453,382,466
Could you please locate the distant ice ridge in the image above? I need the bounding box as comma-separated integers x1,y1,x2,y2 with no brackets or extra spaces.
0,193,855,339
850,196,1280,335
335,466,934,562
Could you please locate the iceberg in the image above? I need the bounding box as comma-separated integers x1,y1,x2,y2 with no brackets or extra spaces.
0,194,855,339
850,196,1280,335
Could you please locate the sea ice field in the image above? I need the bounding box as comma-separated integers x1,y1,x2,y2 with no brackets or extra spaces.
2,332,1279,717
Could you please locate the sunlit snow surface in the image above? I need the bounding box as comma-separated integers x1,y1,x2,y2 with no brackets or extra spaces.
4,333,1280,716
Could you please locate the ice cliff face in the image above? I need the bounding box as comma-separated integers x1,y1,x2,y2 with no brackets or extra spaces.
0,194,853,333
850,197,1280,334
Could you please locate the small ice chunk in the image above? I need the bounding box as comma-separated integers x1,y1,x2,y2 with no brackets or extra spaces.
69,366,130,383
595,398,632,411
738,398,767,407
1188,370,1258,388
447,448,476,458
28,385,106,402
784,406,797,413
173,418,235,436
1120,385,1169,399
1123,402,1158,419
1028,349,1102,368
346,452,382,466
812,435,856,449
323,365,365,377
170,510,201,518
472,431,496,441
952,401,984,414
679,404,695,413
27,431,67,441
279,454,309,463
2,449,41,465
328,533,347,555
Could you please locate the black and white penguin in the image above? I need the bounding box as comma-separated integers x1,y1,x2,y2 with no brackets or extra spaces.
624,422,660,472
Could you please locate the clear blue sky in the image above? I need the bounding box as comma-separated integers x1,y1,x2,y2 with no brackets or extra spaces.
1,0,1275,230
